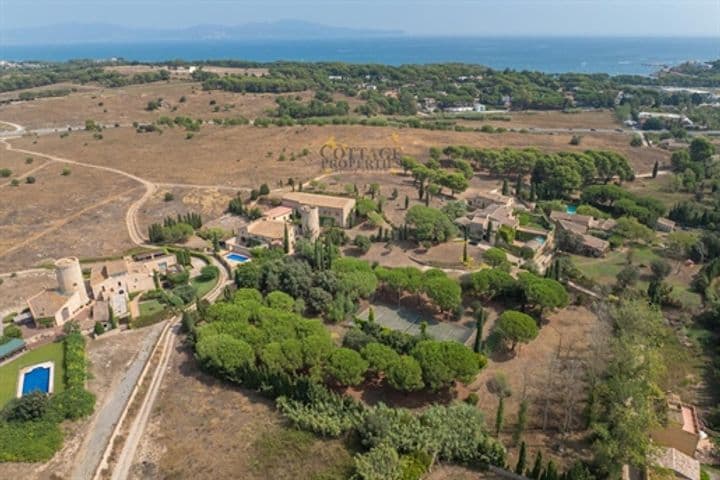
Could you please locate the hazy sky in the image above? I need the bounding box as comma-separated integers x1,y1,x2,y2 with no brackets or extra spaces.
2,0,719,36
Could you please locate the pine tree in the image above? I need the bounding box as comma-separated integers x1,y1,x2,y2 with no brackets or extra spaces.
652,160,659,179
515,441,527,475
530,451,543,479
495,395,505,437
514,399,528,445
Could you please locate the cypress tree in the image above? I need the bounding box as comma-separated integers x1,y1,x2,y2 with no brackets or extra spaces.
528,450,542,480
368,307,375,323
283,223,290,253
530,451,543,480
652,161,659,179
516,175,523,197
463,238,468,263
404,195,409,209
502,178,509,195
515,441,527,475
473,308,485,353
544,461,558,480
495,395,505,437
514,399,528,445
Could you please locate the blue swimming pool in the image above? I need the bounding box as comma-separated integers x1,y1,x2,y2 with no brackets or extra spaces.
534,236,546,245
226,253,250,263
566,205,577,215
21,366,51,395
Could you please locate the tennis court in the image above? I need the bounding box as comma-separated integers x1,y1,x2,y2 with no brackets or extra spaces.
357,304,474,344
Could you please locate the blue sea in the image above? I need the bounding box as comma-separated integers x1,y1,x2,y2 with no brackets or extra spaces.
2,36,719,75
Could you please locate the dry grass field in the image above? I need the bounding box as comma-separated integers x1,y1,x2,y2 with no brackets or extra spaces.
11,123,667,189
137,186,238,233
0,148,50,179
0,161,140,270
130,345,355,480
0,82,314,129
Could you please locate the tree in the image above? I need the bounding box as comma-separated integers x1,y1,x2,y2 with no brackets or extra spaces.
195,334,255,378
616,264,640,289
259,183,270,196
353,234,371,253
496,310,539,352
361,342,399,374
386,355,424,392
424,275,462,313
4,392,49,422
411,340,480,390
652,161,659,179
93,321,105,336
405,205,458,243
650,259,672,280
326,348,368,386
689,137,716,163
502,178,509,195
515,441,527,475
404,195,409,210
514,399,529,446
495,395,505,436
354,443,403,480
530,450,543,479
613,216,654,243
283,223,290,253
473,307,486,353
483,247,508,267
519,273,569,316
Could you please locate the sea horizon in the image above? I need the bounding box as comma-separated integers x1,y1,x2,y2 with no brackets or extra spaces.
2,35,719,75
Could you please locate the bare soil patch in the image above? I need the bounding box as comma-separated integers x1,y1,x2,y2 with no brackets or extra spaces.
130,345,353,480
137,186,238,234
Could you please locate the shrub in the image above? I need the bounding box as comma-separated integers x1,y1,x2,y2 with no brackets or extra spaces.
0,168,11,177
3,324,21,339
164,192,174,201
26,176,36,184
61,167,71,176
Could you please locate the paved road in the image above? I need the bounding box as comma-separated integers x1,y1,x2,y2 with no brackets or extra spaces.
71,322,165,480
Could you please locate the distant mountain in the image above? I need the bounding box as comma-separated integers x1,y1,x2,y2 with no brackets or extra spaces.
0,20,404,45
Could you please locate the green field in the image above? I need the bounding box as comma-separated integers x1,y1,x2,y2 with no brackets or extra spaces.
191,275,218,299
139,299,165,317
571,247,702,309
0,342,65,407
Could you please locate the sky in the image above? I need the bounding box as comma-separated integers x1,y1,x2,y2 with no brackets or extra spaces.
1,0,719,37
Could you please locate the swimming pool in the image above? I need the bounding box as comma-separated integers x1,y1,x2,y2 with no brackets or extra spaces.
566,205,577,215
20,364,53,396
534,236,546,245
226,253,250,263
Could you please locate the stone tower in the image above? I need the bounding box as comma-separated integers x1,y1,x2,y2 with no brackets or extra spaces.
55,257,89,303
300,205,320,241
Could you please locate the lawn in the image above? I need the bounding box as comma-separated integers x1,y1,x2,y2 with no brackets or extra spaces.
571,246,702,309
139,299,165,317
0,341,65,408
191,275,218,299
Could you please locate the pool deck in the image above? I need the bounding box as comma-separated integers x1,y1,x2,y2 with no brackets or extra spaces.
16,361,55,398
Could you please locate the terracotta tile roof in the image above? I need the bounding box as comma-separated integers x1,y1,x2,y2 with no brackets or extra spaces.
27,289,71,318
247,220,286,240
282,192,355,210
264,206,293,219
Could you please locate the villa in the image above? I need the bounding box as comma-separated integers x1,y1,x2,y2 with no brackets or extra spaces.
281,192,356,228
27,257,90,327
235,218,295,253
